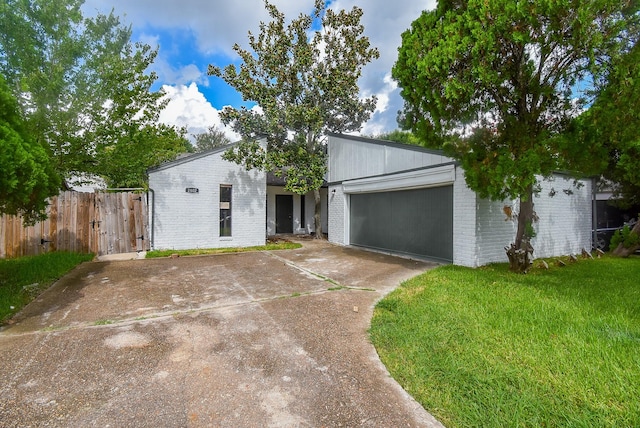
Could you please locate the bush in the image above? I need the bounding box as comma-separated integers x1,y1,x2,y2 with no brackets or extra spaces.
610,224,640,249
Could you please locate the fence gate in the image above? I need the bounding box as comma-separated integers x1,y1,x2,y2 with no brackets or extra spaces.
0,191,150,258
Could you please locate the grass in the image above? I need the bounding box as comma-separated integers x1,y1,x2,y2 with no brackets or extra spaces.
370,256,640,427
145,241,302,258
0,252,94,323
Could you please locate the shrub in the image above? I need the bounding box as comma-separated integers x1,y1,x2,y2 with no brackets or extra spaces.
610,224,639,249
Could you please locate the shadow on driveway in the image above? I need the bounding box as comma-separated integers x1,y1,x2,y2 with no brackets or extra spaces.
0,240,444,427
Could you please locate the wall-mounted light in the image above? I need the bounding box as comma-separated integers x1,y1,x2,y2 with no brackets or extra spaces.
331,189,336,194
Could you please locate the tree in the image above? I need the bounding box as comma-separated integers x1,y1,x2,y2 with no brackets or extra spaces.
86,40,190,188
208,0,379,238
393,0,640,272
95,123,190,188
575,42,640,257
192,126,232,153
0,0,187,188
372,130,424,146
0,75,60,223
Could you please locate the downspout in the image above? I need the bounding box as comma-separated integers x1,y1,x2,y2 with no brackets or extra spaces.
592,177,598,250
148,188,155,250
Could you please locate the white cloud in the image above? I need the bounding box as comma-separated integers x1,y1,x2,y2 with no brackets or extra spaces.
360,73,399,136
159,83,238,141
83,0,316,56
156,60,206,87
330,0,435,134
82,0,437,135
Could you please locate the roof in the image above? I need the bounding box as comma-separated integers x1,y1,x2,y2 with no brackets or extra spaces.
327,133,457,185
326,132,447,157
146,139,253,173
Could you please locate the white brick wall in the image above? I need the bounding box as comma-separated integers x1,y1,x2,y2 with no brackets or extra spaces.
453,168,480,266
474,197,518,266
328,185,346,245
148,151,266,250
531,175,593,258
452,167,528,267
471,174,593,266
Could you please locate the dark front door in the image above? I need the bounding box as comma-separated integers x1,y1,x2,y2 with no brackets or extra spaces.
276,195,294,233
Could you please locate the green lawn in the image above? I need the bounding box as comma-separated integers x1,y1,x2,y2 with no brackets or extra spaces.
370,256,640,427
0,252,94,323
145,241,302,258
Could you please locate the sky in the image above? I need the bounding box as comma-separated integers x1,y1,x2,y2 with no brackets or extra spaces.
81,0,437,142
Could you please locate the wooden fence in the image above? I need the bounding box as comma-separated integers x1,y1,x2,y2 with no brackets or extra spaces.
0,191,150,258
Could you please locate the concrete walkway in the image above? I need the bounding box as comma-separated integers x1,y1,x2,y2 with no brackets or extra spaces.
0,240,444,427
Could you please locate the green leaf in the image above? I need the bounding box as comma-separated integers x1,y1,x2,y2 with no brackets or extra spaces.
207,0,379,235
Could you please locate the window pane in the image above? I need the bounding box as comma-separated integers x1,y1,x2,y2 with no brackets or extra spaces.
220,185,232,236
221,185,232,203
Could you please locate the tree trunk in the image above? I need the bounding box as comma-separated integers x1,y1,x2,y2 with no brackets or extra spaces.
611,218,640,257
312,187,323,239
506,186,535,273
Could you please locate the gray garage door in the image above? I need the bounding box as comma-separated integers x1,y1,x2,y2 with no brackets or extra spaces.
349,186,453,262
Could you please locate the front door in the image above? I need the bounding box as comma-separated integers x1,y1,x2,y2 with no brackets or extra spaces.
276,195,294,234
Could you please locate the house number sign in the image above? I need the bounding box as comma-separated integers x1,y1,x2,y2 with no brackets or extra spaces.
185,187,199,193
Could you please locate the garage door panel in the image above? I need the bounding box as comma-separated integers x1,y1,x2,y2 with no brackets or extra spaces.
350,186,453,262
350,192,390,251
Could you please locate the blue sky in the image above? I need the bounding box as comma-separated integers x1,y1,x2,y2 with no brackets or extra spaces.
81,0,436,140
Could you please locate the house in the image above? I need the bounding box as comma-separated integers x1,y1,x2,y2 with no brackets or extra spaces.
326,134,593,267
148,134,593,268
593,180,640,250
147,141,327,251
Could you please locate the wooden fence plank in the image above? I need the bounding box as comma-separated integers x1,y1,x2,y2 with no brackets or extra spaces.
113,194,119,253
97,192,109,255
49,194,58,253
111,193,119,254
128,193,136,251
89,192,96,253
95,192,104,255
8,216,16,258
1,191,149,258
122,193,130,252
77,193,86,253
141,194,150,251
0,216,5,258
12,215,20,258
117,193,126,254
70,192,78,253
133,193,148,252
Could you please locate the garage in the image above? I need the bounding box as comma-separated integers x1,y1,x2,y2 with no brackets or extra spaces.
329,133,594,267
349,185,453,262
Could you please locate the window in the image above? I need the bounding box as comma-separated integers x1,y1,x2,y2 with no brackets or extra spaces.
220,185,232,237
300,195,306,227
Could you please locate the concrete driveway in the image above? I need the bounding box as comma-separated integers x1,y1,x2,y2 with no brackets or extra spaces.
0,240,444,427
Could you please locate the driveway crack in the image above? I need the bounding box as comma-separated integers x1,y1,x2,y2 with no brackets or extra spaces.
263,251,343,288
